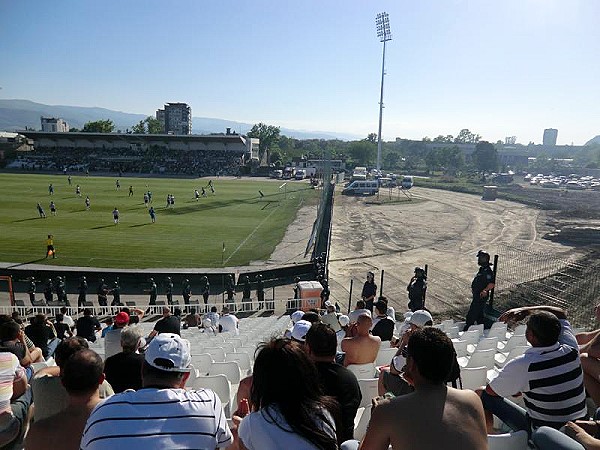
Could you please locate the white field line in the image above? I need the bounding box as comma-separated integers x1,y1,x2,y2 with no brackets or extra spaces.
223,206,280,265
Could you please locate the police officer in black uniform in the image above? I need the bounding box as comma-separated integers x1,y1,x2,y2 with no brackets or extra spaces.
78,276,88,307
111,280,121,306
361,271,377,313
407,267,427,312
27,278,36,305
464,250,495,331
165,276,173,305
256,274,265,310
149,278,158,305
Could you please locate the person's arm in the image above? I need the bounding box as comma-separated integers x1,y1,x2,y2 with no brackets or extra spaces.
499,305,567,324
11,369,27,400
479,282,496,298
358,401,392,450
565,421,600,450
578,329,600,346
581,331,600,358
132,308,145,319
46,321,57,339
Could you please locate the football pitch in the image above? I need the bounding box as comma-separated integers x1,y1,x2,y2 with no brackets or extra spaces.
0,173,317,269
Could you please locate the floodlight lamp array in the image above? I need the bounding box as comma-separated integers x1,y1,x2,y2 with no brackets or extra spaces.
375,12,392,42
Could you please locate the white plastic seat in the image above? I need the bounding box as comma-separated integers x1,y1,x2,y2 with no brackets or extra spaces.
485,324,508,340
441,319,455,331
357,378,379,408
445,326,460,339
506,324,527,339
237,346,257,360
467,324,484,334
225,352,252,375
202,347,226,362
487,430,529,450
467,337,498,355
353,405,372,442
191,374,232,415
495,345,529,369
191,353,213,376
452,339,468,358
346,363,376,379
375,347,398,367
497,334,527,353
208,361,242,407
465,349,495,369
460,366,487,391
461,330,481,346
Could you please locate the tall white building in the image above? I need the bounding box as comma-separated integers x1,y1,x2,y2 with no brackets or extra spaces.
155,103,192,135
41,117,69,132
543,128,558,146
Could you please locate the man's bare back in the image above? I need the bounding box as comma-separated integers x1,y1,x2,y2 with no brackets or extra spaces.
342,334,380,366
361,386,488,450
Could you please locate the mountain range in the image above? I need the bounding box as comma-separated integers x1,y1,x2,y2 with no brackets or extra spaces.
0,99,359,140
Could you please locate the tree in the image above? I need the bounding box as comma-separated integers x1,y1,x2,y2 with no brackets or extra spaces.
131,120,146,134
454,129,481,144
131,117,163,134
424,148,441,173
471,141,498,173
82,119,115,133
433,135,454,143
349,140,376,166
383,152,400,169
247,123,281,165
366,133,378,144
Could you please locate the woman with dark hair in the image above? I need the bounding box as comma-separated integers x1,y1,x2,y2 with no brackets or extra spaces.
238,338,339,450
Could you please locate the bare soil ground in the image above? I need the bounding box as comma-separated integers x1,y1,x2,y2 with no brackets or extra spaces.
324,186,594,317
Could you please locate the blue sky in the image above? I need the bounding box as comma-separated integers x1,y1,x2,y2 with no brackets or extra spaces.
1,0,599,144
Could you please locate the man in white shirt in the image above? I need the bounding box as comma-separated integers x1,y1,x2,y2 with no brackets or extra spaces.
219,307,239,334
321,301,341,332
60,307,74,329
348,300,371,324
80,333,232,449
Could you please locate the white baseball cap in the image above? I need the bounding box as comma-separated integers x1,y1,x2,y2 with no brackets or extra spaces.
145,333,192,372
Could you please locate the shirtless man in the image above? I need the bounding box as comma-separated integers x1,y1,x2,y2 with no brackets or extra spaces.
352,328,487,450
341,313,380,367
25,349,104,450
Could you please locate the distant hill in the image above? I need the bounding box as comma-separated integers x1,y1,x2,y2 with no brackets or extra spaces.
586,136,600,146
0,99,358,140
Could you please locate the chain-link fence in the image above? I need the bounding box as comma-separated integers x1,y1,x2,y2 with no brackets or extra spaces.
493,245,600,330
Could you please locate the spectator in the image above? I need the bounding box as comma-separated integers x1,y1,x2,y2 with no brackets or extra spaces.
60,307,74,330
25,349,104,450
345,328,487,450
182,308,200,329
341,313,380,367
480,306,586,434
371,301,395,342
336,315,350,346
0,320,44,379
322,301,341,332
54,313,72,340
575,304,600,407
348,300,370,324
100,318,113,338
290,320,312,344
25,314,59,358
31,337,114,422
148,307,180,338
75,309,101,343
284,310,305,338
80,333,232,449
306,323,361,443
302,311,321,324
205,306,220,329
0,351,32,449
104,326,145,393
377,310,433,396
219,306,239,333
237,338,338,450
103,311,130,360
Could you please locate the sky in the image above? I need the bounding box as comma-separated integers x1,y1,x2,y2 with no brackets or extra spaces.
1,0,599,145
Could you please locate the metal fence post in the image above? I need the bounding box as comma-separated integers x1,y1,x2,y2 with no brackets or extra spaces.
348,279,353,314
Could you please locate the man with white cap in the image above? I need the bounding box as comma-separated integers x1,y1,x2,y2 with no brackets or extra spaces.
377,310,433,396
321,301,342,332
290,320,312,344
80,333,232,450
284,310,305,338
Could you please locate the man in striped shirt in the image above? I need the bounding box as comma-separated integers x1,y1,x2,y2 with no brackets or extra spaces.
80,333,232,449
480,306,586,435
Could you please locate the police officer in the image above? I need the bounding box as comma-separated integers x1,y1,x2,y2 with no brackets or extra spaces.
165,276,173,305
111,280,121,306
464,250,495,331
27,278,36,305
44,279,53,303
320,279,330,309
256,274,265,310
407,267,427,312
242,276,251,311
199,276,209,310
149,278,157,306
78,276,88,307
361,271,377,313
56,276,69,306
182,279,192,306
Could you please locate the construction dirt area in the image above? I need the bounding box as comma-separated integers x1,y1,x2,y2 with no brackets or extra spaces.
317,184,600,320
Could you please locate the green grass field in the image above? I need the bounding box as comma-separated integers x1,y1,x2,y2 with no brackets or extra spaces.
0,173,317,269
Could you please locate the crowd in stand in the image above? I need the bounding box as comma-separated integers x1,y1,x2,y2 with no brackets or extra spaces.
11,148,244,176
4,274,600,449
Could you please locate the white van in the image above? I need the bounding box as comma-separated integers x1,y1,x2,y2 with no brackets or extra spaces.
342,180,379,196
401,176,414,189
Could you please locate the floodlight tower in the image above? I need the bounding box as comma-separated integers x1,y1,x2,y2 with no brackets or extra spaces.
375,12,392,173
